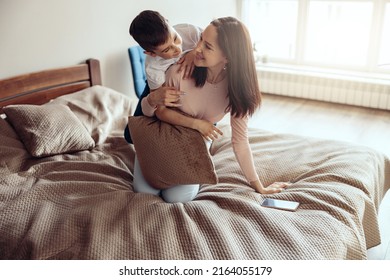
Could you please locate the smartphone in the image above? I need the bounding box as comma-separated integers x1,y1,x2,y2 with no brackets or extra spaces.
261,198,300,212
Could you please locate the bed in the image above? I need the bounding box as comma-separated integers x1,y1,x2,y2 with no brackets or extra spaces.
0,59,389,260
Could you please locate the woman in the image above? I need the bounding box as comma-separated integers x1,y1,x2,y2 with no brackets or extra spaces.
138,17,290,201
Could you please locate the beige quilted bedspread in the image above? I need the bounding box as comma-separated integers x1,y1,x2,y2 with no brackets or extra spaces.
0,86,389,260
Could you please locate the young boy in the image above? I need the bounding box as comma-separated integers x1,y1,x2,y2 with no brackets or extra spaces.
124,10,201,142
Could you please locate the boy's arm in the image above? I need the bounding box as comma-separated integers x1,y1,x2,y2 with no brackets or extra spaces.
174,23,202,79
176,49,196,79
155,106,223,141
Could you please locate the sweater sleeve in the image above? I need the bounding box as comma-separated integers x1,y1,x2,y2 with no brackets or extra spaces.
230,115,259,183
142,65,182,117
141,95,157,117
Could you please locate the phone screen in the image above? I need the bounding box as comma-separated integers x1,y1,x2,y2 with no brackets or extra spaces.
261,198,300,211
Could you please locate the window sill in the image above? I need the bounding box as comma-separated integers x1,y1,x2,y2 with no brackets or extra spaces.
256,62,390,86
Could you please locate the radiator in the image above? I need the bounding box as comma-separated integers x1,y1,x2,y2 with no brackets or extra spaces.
257,69,390,110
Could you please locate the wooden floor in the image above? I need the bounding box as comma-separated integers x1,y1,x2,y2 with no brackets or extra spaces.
225,93,390,260
248,94,390,158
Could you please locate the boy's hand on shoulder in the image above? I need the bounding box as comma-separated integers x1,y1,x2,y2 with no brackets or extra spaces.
176,49,196,79
148,86,185,108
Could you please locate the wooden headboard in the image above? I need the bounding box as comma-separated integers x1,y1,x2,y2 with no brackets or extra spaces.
0,59,101,113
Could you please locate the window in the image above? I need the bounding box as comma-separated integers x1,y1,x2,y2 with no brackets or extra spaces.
305,1,372,67
243,0,299,60
241,0,390,75
379,2,390,68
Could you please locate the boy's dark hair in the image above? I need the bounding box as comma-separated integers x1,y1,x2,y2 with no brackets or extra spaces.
129,10,170,52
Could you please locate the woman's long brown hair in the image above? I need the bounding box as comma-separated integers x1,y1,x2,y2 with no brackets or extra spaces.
192,17,261,118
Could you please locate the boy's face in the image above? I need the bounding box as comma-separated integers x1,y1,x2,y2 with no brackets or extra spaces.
146,26,183,59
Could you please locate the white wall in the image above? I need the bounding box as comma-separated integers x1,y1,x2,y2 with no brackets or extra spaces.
0,0,237,98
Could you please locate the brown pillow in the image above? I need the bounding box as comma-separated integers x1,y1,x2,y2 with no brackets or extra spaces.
127,116,218,189
3,104,95,157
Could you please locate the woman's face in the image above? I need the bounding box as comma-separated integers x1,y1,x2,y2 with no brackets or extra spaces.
194,24,227,69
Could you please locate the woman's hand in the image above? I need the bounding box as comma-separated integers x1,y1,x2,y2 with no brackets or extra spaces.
154,107,223,141
148,86,184,108
193,119,223,141
250,180,291,194
176,50,196,79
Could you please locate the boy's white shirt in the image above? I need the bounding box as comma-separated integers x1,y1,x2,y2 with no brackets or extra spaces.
145,23,202,90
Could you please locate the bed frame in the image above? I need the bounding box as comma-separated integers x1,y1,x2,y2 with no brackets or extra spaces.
0,59,101,113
